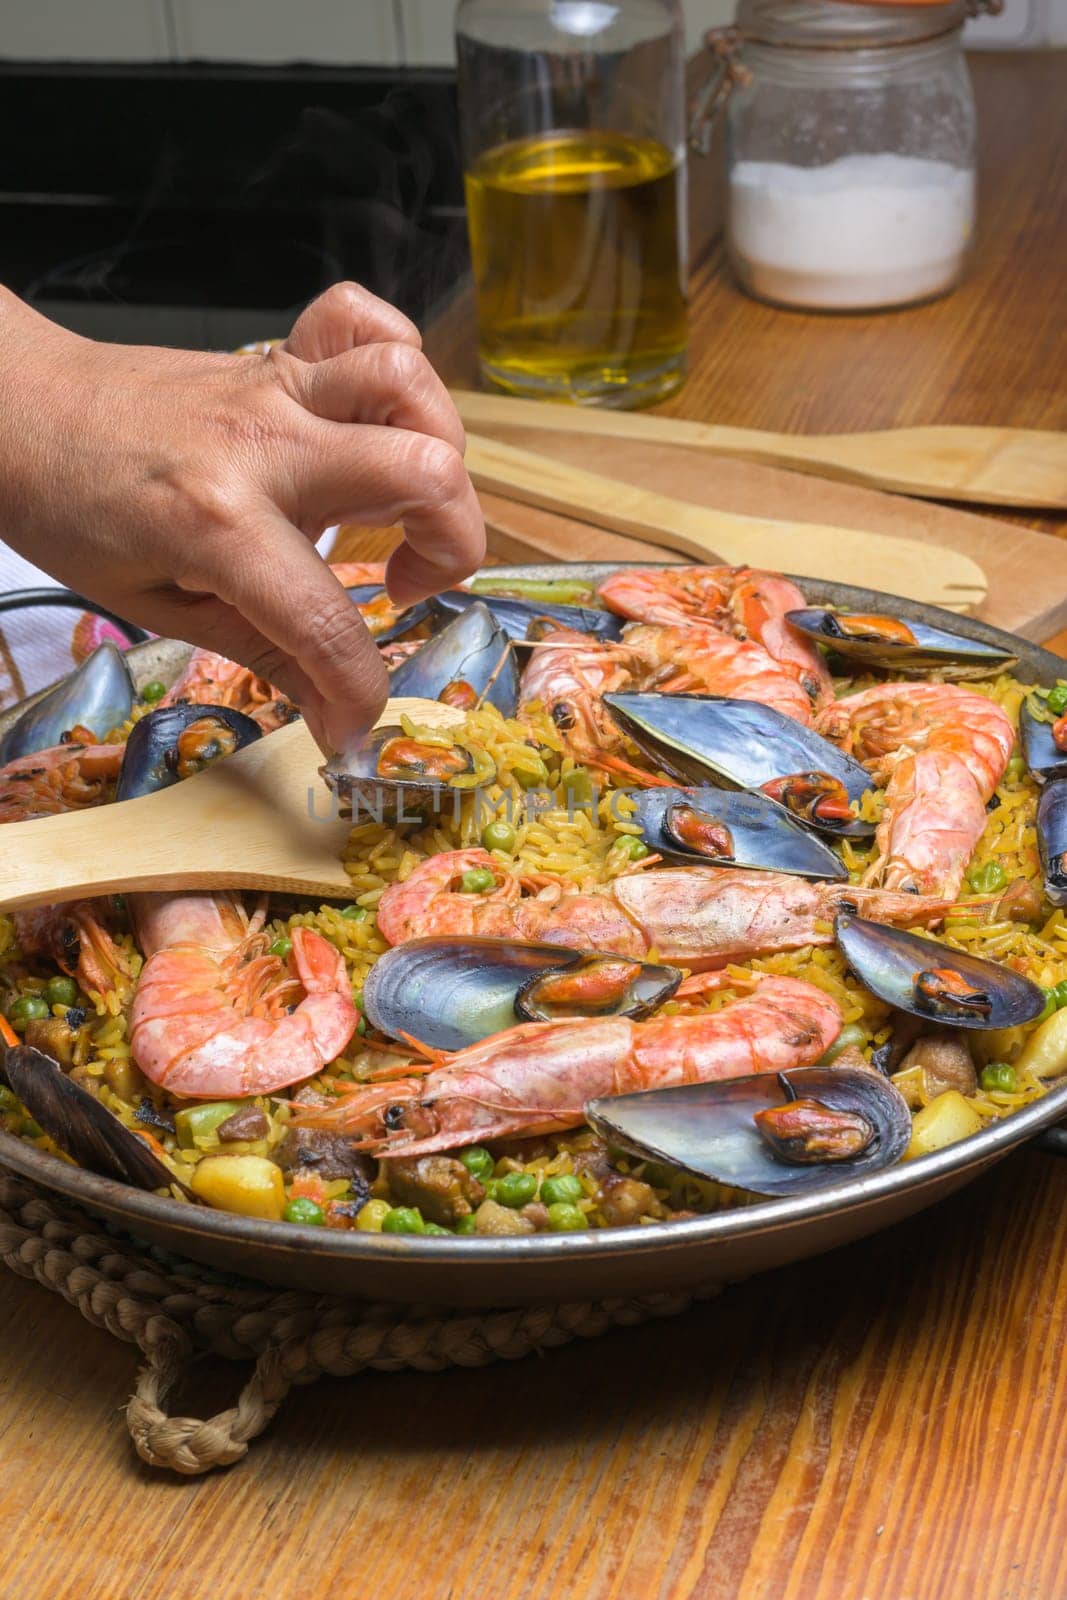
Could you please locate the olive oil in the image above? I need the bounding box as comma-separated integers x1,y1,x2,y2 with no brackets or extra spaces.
464,130,688,407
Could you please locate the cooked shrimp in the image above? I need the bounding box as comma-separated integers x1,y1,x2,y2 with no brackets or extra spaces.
376,848,648,956
14,901,136,1000
0,741,123,822
0,742,132,997
376,849,955,970
599,565,833,707
726,568,834,708
623,623,813,724
598,566,733,629
160,648,297,734
293,973,843,1155
518,628,664,784
607,863,954,969
129,892,358,1097
816,682,1014,895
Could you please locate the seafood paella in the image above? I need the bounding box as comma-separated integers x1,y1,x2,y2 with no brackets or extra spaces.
2,561,1067,1242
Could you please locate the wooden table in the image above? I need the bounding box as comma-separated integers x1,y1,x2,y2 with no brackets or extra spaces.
2,49,1066,1600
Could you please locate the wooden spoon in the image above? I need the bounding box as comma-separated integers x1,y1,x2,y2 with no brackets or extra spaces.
455,392,1067,510
463,433,988,612
0,700,465,913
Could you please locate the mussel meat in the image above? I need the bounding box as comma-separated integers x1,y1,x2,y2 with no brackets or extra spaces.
346,583,431,644
363,937,681,1051
631,786,848,880
432,589,623,644
0,643,134,766
388,601,520,716
585,1064,912,1197
834,912,1045,1029
785,608,1018,677
1,1043,193,1196
115,703,262,801
603,693,875,838
323,720,496,820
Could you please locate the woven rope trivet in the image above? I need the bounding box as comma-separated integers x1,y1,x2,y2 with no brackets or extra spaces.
0,1173,719,1476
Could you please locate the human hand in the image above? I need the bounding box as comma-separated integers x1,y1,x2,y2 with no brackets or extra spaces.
0,282,485,753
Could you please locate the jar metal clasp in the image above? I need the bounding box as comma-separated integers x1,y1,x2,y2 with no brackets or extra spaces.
689,27,750,156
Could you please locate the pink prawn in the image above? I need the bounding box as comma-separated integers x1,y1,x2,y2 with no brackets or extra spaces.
129,892,358,1097
293,973,843,1155
376,849,956,971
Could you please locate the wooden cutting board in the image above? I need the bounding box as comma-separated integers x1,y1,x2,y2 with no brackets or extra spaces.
470,425,1067,643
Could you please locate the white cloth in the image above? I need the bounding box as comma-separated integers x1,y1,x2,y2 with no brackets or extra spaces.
0,528,339,711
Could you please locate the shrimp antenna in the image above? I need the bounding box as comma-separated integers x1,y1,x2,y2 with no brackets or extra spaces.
475,641,517,713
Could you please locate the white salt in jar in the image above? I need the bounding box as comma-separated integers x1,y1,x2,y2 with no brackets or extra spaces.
695,0,984,312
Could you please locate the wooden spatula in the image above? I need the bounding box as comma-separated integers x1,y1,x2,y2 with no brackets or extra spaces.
455,392,1067,510
0,700,465,913
463,433,988,611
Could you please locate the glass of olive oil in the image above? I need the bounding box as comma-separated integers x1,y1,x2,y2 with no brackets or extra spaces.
457,1,688,409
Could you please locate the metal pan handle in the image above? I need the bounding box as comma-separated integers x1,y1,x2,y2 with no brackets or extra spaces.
0,587,149,646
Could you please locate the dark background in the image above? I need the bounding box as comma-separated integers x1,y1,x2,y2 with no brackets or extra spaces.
0,62,467,348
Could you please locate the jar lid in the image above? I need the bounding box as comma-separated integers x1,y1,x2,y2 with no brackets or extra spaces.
733,0,972,47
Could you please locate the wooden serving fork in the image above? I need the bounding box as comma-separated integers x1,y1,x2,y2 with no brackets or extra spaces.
454,391,1067,510
0,700,466,912
462,433,988,612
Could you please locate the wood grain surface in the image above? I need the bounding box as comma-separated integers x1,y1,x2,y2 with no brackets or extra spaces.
1,48,1066,1600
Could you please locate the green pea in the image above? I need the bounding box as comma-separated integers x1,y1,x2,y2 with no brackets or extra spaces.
8,995,49,1024
1039,991,1057,1022
968,861,1007,894
269,936,292,959
355,1199,392,1232
381,1206,425,1234
1047,683,1067,716
460,867,496,894
1052,982,1067,1010
540,1174,584,1207
21,1118,45,1140
141,680,167,704
546,1202,587,1232
481,820,517,854
0,1086,21,1113
512,757,549,790
492,1171,538,1208
283,1197,325,1226
561,767,595,808
980,1062,1018,1094
1005,755,1027,783
43,976,78,1010
614,834,649,861
341,905,368,921
818,1022,868,1066
458,1145,495,1183
455,1214,478,1235
422,1222,453,1237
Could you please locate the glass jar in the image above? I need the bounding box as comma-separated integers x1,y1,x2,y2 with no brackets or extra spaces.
702,0,980,312
456,0,688,407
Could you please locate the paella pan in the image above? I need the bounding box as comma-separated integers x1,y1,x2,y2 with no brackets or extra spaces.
0,562,1065,1306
